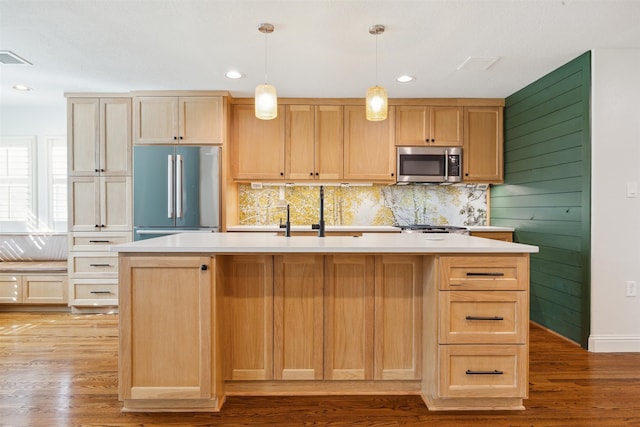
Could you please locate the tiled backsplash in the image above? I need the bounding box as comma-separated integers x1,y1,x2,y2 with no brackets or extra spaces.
238,184,487,227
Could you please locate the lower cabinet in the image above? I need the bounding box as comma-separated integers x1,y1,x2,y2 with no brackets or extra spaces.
0,273,67,305
118,255,223,412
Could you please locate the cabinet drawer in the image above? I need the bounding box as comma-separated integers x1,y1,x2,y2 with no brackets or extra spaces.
439,345,527,398
71,279,118,306
69,252,118,277
69,232,131,251
0,275,22,303
439,255,528,291
23,275,68,304
439,291,527,344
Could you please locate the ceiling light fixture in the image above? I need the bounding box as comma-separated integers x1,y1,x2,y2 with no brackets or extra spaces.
255,22,277,120
366,24,387,122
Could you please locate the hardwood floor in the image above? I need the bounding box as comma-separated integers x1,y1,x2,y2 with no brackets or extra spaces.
1,312,639,426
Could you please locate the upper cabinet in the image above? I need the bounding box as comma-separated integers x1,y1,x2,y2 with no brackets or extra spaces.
395,106,462,147
463,106,504,183
343,106,396,182
68,97,131,177
231,104,286,180
286,105,343,181
133,96,224,145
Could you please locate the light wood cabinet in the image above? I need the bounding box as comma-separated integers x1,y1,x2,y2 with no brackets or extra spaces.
231,104,286,180
286,105,343,180
273,254,324,380
463,106,504,183
395,106,463,147
134,96,224,145
324,255,375,380
221,255,274,380
343,106,396,182
68,176,132,233
374,255,422,380
68,97,131,177
0,273,67,305
118,255,222,411
470,231,513,242
423,254,529,410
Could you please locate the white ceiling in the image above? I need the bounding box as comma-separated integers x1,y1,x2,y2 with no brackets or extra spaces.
1,0,640,108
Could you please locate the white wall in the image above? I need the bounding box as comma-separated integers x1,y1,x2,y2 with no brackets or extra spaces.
590,49,640,352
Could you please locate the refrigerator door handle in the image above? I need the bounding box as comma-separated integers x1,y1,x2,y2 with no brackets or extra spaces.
176,154,183,218
167,155,174,218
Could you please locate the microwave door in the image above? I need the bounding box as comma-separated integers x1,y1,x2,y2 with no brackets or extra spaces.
399,153,445,182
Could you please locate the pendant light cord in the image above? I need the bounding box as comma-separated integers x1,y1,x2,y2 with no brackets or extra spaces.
375,33,379,86
264,32,268,84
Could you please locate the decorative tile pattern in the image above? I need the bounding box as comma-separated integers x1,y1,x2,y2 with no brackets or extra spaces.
238,184,487,227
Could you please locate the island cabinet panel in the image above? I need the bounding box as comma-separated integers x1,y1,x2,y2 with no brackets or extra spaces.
118,255,222,411
374,255,423,380
273,255,324,380
324,255,375,380
221,255,274,381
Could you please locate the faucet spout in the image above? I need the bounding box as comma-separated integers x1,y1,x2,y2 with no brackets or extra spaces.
318,185,325,237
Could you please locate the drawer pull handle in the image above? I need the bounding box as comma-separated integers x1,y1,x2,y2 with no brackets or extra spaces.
466,316,504,321
466,369,504,375
89,240,111,243
90,290,112,294
466,272,505,277
89,263,111,267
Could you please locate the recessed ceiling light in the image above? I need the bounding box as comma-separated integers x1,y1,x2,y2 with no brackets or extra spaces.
396,75,416,83
225,70,244,79
12,84,33,91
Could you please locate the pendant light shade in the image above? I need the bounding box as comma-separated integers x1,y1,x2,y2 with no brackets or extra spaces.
366,24,387,121
255,23,277,120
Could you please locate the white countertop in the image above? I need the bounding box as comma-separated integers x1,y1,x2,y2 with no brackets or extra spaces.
112,232,537,254
226,225,514,233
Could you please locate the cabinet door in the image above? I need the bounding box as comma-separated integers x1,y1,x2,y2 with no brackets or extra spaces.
343,106,395,182
99,98,131,176
395,106,429,146
324,255,374,380
119,256,216,401
374,255,422,380
231,104,286,180
134,96,179,144
68,98,99,176
316,105,343,180
68,176,100,232
274,255,324,380
463,106,503,183
221,255,274,380
285,105,315,180
179,96,224,144
100,176,131,231
23,275,67,304
430,106,463,147
0,275,22,303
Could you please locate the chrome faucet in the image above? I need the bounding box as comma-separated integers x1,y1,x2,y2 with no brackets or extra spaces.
311,186,326,237
279,204,291,237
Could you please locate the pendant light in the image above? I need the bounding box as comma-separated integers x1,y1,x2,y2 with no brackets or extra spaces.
366,24,387,121
255,23,277,120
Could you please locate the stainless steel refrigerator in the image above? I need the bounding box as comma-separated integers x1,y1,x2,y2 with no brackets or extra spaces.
133,146,220,240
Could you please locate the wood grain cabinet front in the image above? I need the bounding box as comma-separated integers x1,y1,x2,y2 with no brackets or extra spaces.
395,106,463,147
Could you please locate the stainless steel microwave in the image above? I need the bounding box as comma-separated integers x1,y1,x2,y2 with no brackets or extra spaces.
396,146,462,183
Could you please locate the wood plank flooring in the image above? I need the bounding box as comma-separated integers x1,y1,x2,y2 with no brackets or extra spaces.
1,312,639,426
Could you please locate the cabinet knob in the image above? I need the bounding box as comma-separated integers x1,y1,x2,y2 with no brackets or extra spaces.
280,172,284,176
179,136,183,140
173,136,178,140
95,224,100,228
431,138,435,142
100,169,105,172
101,224,106,228
94,169,99,172
310,172,314,176
315,172,319,176
391,173,394,177
201,264,208,271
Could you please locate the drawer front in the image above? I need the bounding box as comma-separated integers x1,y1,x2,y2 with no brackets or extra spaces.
440,255,528,291
70,232,132,251
71,279,118,306
0,275,22,303
439,345,527,398
69,252,118,277
440,291,527,344
23,275,68,304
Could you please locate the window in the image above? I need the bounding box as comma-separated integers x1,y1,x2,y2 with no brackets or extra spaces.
0,135,66,233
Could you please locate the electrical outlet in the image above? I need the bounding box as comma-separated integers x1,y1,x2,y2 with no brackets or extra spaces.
626,281,637,297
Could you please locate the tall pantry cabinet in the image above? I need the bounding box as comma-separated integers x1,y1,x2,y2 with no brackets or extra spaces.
66,96,132,311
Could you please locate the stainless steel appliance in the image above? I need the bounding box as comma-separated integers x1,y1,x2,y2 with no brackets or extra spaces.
133,145,220,240
396,146,462,183
395,224,469,234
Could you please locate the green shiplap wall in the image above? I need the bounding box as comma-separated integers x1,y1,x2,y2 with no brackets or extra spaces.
491,52,591,347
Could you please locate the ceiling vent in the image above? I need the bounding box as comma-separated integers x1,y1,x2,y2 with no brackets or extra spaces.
0,50,32,65
457,56,500,71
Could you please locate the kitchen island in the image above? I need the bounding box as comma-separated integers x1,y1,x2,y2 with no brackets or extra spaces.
112,232,538,413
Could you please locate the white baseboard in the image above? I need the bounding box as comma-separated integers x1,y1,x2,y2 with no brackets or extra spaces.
588,335,640,352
